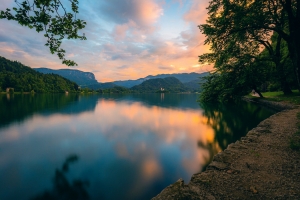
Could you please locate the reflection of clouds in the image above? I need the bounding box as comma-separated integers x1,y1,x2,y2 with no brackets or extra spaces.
142,158,162,179
0,98,215,174
0,97,215,199
94,100,213,144
115,143,129,158
92,99,216,177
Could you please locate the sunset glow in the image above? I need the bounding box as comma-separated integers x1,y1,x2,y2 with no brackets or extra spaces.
0,0,212,82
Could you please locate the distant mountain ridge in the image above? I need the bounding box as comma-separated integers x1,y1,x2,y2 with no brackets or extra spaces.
34,68,98,86
34,67,208,91
111,72,209,88
131,77,188,93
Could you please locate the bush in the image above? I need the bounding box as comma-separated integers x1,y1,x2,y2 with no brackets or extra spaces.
267,83,281,92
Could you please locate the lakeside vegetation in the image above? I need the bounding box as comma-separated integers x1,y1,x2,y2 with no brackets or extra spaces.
198,0,300,103
0,56,79,93
247,90,300,105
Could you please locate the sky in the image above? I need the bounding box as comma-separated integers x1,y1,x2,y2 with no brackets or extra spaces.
0,0,212,82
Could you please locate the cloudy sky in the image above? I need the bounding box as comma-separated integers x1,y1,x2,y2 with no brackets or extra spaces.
0,0,211,82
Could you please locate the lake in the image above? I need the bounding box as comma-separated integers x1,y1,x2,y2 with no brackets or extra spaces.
0,93,275,200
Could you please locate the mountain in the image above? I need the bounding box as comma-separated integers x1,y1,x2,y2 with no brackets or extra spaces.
183,77,207,92
0,56,79,93
85,82,117,90
131,77,188,93
111,72,208,88
34,68,98,86
33,67,208,91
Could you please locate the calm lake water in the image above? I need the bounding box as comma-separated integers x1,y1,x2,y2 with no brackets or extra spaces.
0,93,275,200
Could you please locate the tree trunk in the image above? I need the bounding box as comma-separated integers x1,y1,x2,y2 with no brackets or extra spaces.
274,34,293,95
282,81,293,94
282,0,300,90
295,40,300,91
253,85,264,98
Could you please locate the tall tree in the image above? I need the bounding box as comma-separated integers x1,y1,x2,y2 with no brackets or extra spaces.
280,0,300,89
199,0,299,101
0,0,87,66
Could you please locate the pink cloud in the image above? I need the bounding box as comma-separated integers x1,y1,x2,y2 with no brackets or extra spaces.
184,0,210,25
134,0,163,26
0,0,213,82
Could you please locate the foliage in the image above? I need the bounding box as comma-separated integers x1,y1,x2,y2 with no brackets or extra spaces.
0,0,87,66
0,56,79,93
200,58,269,102
98,86,131,94
198,0,300,102
183,79,205,92
249,90,300,104
131,77,189,93
85,82,117,90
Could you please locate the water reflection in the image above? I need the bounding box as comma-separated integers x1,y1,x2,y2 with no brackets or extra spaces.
198,102,275,171
0,94,275,200
31,155,90,200
0,94,199,129
0,94,81,128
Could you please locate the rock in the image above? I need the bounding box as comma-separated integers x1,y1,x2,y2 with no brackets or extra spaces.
246,162,250,168
207,161,228,170
250,186,258,194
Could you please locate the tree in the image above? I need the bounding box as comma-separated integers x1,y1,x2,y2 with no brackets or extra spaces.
0,0,87,66
198,0,299,102
280,0,300,89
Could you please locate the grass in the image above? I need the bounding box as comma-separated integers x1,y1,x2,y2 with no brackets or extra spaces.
290,112,300,150
249,90,300,105
247,91,300,150
263,90,300,104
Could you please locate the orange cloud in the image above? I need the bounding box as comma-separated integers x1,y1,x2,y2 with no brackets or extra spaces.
135,0,163,25
0,0,213,82
184,0,210,25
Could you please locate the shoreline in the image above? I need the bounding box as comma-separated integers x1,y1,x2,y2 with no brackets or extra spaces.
152,99,300,199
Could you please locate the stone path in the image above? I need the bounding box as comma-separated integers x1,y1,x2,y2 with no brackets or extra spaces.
152,104,300,200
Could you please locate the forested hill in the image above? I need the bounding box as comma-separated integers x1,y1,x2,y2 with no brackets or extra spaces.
0,56,79,93
111,72,208,88
131,77,188,93
34,68,98,86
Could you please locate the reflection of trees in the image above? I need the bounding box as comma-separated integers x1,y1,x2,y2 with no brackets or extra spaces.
0,93,202,128
0,94,79,128
100,93,201,109
198,101,275,171
0,94,100,128
31,155,90,200
197,140,221,172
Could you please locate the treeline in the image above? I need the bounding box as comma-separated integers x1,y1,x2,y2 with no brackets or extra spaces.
131,77,188,93
96,77,199,93
199,0,300,102
0,56,79,93
98,86,131,94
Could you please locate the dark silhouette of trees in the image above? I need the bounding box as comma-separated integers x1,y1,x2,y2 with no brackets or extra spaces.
199,0,300,102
